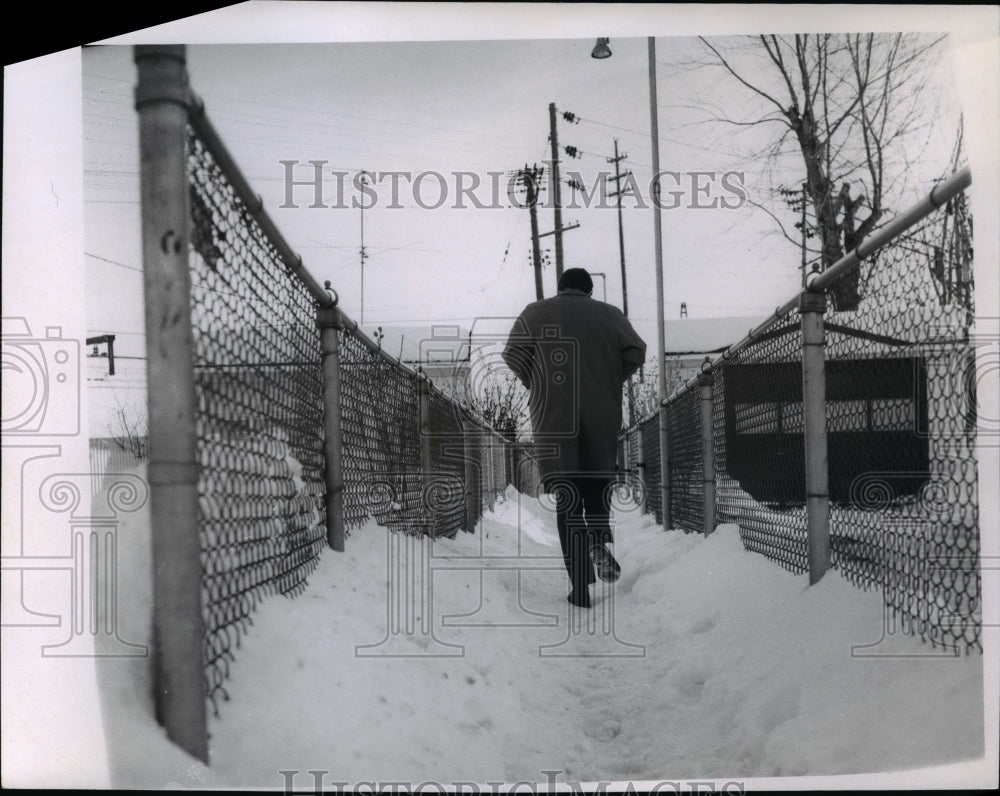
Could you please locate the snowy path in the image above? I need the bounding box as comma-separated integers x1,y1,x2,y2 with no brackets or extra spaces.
100,481,985,788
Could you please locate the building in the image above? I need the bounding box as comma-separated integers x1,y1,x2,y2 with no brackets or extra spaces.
664,315,769,386
361,324,471,403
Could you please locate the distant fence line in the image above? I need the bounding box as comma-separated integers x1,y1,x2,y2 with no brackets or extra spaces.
134,45,519,763
88,437,146,496
621,164,979,656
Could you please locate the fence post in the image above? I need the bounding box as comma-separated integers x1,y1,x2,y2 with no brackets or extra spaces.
134,44,208,763
462,414,479,533
800,289,831,584
317,304,345,552
698,365,716,536
418,370,435,537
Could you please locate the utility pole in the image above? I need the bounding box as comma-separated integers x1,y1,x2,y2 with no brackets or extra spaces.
608,138,636,425
800,181,808,288
359,169,369,323
548,102,564,282
783,181,809,288
648,36,671,530
518,164,545,301
607,138,630,319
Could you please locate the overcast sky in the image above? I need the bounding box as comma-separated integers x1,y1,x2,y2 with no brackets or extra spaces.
77,6,983,365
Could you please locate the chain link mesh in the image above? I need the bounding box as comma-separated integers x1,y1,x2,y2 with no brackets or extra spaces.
618,425,644,509
188,131,327,714
619,185,979,654
187,127,520,716
426,386,468,537
714,318,809,571
640,414,662,525
665,387,703,533
824,205,979,653
480,430,510,513
339,334,423,534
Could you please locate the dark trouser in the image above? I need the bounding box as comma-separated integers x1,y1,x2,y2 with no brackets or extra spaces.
551,476,614,594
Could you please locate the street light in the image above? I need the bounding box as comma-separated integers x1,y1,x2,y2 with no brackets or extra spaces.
593,36,671,529
591,38,612,59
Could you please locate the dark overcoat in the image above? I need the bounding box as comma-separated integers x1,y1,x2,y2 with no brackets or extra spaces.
502,288,647,483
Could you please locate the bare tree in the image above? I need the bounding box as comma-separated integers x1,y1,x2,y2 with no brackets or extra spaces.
695,33,951,309
108,393,148,461
626,359,684,425
466,351,530,441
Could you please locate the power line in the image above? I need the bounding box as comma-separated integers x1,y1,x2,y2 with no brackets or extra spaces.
85,251,142,272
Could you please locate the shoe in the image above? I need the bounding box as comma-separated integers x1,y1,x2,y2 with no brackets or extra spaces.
567,589,592,608
590,543,621,582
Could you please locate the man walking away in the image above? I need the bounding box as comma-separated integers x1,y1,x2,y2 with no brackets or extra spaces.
502,268,646,608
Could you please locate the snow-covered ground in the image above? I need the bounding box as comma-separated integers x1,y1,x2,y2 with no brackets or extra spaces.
94,470,988,790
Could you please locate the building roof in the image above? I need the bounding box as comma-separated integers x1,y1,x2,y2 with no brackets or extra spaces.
663,315,769,356
360,324,471,365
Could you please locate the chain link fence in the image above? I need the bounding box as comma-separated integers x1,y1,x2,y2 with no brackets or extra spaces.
715,318,810,572
640,413,663,525
339,330,424,535
823,209,979,652
620,172,980,655
665,386,704,534
188,131,329,713
136,46,517,759
187,131,517,713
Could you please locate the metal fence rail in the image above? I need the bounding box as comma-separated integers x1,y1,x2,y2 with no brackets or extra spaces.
621,165,979,655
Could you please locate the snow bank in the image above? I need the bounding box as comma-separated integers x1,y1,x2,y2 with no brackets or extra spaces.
95,469,987,789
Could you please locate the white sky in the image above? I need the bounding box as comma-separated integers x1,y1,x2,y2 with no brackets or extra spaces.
77,5,989,366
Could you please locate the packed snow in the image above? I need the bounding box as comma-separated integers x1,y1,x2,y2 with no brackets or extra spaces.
93,467,986,790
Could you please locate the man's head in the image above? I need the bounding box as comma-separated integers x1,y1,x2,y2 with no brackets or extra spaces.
558,268,594,295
